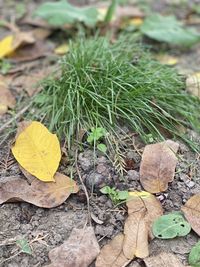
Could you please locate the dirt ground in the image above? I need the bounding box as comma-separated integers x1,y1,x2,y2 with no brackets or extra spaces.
0,0,200,266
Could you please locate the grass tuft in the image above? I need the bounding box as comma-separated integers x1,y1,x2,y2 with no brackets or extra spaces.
32,36,200,151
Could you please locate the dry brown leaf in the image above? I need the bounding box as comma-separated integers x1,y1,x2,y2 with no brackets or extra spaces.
0,172,78,208
123,210,149,259
10,40,54,63
96,234,131,267
140,140,179,193
13,65,55,96
144,252,186,267
127,191,163,238
0,79,15,115
45,227,100,267
181,194,200,236
186,72,200,99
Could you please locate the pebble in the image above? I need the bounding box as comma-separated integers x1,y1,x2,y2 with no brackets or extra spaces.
185,180,195,188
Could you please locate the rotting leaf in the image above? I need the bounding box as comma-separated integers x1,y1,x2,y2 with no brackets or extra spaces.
189,241,200,267
144,252,186,267
186,72,200,99
45,227,100,267
182,194,200,236
96,234,131,267
34,0,98,27
0,79,15,115
0,172,79,208
0,31,35,58
140,140,179,193
152,212,191,239
12,121,61,182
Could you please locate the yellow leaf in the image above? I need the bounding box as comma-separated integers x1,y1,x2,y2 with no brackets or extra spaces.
129,17,143,26
0,35,14,58
155,54,178,66
54,44,69,55
129,191,151,198
12,121,61,182
0,32,35,58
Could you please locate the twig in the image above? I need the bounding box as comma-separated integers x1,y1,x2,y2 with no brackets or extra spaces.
0,251,21,265
75,149,91,225
0,103,31,134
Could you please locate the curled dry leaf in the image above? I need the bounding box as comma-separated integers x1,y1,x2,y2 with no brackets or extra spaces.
182,194,200,236
0,172,78,208
12,121,61,182
140,140,179,193
96,234,131,267
186,72,200,99
45,227,99,267
0,79,15,115
123,191,163,259
144,252,186,267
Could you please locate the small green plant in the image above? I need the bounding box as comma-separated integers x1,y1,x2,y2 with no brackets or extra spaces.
0,59,11,74
100,186,129,204
87,127,107,153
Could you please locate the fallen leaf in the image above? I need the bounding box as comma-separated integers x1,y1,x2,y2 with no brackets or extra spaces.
12,121,61,182
34,0,98,27
96,234,131,267
186,72,200,99
155,54,179,65
140,140,179,193
144,252,186,267
0,172,79,208
122,191,163,259
123,210,149,259
0,79,15,115
0,31,35,58
13,66,55,96
141,14,200,46
189,240,200,267
10,40,53,62
152,212,191,239
45,227,99,267
182,194,200,236
54,44,69,55
127,191,163,238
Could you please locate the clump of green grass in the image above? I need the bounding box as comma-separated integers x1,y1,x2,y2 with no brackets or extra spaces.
33,36,200,151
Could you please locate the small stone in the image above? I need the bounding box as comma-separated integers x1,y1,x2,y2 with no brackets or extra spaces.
185,180,195,188
127,170,139,181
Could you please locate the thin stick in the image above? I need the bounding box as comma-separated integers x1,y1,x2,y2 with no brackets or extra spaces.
75,149,91,225
0,104,31,134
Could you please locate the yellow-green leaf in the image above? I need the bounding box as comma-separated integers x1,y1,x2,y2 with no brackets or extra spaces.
54,44,69,55
12,121,61,182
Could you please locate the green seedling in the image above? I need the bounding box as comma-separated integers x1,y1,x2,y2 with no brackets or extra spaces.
87,127,107,153
0,59,11,74
16,239,32,255
100,186,129,205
